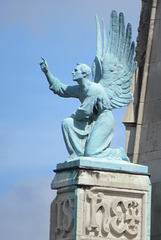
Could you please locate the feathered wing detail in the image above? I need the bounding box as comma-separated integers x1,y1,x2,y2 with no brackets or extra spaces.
91,15,103,83
92,10,137,109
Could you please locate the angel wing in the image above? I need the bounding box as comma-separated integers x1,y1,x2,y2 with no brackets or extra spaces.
92,10,137,109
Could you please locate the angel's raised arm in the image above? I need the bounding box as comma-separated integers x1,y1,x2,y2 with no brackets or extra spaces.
40,58,79,98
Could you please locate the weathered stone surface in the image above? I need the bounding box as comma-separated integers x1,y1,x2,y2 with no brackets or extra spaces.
150,19,161,63
155,0,161,19
139,123,161,153
145,62,161,103
151,236,161,240
143,100,161,124
139,149,161,162
50,167,151,240
123,1,161,239
139,158,161,183
151,182,161,238
52,168,150,190
135,0,152,66
125,124,136,156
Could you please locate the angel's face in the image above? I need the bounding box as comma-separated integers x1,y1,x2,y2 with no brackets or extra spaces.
72,65,84,82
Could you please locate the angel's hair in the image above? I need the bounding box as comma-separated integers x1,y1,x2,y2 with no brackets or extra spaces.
77,63,91,78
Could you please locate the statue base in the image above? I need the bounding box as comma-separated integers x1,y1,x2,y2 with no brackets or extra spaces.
50,158,151,240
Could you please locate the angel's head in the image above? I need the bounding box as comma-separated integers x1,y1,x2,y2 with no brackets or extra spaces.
72,63,91,82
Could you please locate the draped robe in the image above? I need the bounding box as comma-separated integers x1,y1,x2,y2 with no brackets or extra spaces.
49,77,129,162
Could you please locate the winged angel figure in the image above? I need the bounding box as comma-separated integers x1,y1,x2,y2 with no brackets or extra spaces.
40,11,137,162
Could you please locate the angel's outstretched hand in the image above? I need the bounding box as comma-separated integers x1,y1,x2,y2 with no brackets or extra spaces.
40,57,49,74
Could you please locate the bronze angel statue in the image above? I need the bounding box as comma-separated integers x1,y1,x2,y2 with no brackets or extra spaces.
40,11,137,162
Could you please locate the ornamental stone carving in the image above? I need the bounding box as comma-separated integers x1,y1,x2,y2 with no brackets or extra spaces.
85,189,142,239
110,199,141,236
50,192,75,240
86,191,110,236
50,169,151,240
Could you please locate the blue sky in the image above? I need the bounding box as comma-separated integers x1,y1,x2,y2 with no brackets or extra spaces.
0,1,141,239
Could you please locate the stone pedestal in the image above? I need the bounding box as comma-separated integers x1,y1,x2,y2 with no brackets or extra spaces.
50,159,151,240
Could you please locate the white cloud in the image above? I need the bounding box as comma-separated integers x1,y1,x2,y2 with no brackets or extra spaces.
0,177,55,240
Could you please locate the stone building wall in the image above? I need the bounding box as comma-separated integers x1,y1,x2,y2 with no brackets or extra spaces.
123,0,161,239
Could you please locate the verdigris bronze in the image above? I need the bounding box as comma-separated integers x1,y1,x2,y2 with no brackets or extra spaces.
40,11,137,162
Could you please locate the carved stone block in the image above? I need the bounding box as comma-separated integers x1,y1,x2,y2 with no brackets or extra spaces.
50,166,151,240
83,188,143,239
